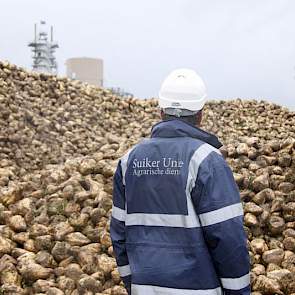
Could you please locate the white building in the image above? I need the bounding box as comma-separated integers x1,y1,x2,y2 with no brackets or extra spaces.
66,57,103,87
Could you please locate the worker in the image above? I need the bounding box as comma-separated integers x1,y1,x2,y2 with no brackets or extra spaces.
110,69,251,295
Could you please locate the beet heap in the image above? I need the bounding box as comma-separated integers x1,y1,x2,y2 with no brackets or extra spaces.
0,61,294,295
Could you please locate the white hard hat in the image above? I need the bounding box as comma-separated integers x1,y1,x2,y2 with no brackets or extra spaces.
159,68,207,112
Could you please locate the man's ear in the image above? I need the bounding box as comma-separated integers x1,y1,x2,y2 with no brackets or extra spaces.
160,109,164,119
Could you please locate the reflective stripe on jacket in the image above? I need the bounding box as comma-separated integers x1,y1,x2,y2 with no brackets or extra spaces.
110,119,251,295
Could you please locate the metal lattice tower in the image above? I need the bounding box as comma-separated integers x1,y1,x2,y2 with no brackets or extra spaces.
28,21,59,74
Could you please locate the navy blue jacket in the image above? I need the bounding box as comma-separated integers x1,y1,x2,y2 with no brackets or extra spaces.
110,119,250,295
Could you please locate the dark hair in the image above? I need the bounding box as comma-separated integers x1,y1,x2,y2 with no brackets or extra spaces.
162,111,202,126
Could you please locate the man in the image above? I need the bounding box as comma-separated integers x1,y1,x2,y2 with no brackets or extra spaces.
110,69,250,295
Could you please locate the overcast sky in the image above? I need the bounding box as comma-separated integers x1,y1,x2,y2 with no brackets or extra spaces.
1,0,295,110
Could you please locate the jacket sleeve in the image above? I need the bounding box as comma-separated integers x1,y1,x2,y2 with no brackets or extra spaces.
191,152,251,295
110,160,131,294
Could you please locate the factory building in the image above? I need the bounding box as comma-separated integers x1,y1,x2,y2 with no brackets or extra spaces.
28,21,59,74
66,57,103,87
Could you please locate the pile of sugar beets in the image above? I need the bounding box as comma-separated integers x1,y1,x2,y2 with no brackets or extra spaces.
0,60,294,294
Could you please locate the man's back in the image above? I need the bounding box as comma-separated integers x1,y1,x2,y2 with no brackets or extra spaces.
111,119,250,295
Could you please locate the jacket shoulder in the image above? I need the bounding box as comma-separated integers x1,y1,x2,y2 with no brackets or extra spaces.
192,142,227,176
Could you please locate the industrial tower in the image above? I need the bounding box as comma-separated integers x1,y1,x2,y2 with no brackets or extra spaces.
28,21,59,74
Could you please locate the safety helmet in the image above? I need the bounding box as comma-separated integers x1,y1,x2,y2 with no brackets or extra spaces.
159,68,207,112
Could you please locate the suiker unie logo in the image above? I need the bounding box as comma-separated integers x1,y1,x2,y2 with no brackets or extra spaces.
133,157,184,168
171,102,181,107
132,157,184,176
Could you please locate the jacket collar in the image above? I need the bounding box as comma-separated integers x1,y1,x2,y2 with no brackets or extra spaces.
151,119,222,149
